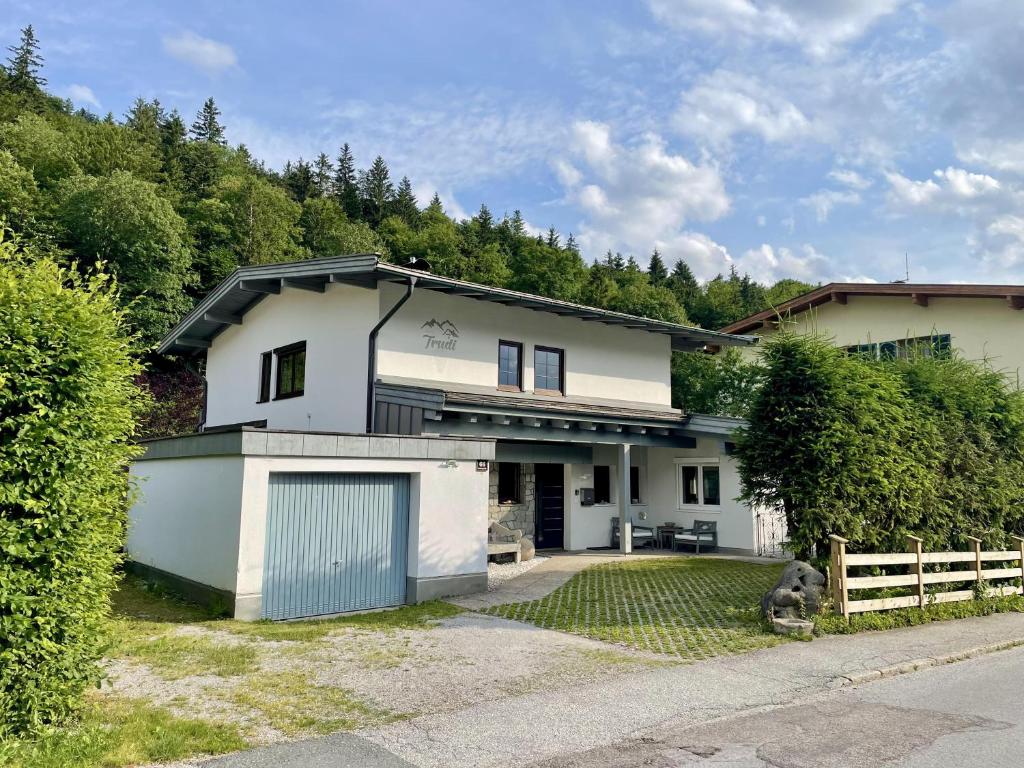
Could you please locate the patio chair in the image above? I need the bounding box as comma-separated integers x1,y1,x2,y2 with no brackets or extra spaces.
673,520,718,554
610,516,656,549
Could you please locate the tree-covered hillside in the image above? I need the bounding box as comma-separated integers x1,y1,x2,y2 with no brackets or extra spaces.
0,26,810,430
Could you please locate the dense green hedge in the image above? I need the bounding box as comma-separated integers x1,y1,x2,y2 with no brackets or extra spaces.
0,236,143,737
736,333,1024,561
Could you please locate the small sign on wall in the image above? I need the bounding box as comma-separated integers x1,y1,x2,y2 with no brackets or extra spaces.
476,460,489,472
421,318,459,352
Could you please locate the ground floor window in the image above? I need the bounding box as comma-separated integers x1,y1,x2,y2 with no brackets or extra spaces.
678,462,720,507
630,465,642,504
593,465,611,504
497,462,521,504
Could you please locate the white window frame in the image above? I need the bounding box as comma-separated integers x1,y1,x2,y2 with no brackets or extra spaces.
674,459,721,511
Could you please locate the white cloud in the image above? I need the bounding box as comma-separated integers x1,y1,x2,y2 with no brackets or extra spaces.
675,70,816,148
828,168,872,190
63,83,100,109
732,243,832,284
800,189,862,222
163,31,238,76
886,166,1003,210
556,121,730,262
322,92,565,192
647,0,906,58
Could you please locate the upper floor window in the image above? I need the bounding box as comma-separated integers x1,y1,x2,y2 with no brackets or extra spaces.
257,351,273,403
498,340,523,390
274,341,306,399
534,345,564,395
846,333,951,360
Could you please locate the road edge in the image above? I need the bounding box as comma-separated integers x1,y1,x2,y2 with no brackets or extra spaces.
836,637,1024,687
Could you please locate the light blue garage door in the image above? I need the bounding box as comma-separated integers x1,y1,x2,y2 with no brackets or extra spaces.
262,472,410,620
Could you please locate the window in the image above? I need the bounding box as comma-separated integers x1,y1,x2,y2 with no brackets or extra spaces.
678,462,720,507
630,466,642,504
274,341,306,399
498,340,523,390
534,346,564,394
845,333,951,360
257,351,272,403
593,465,611,504
497,463,521,504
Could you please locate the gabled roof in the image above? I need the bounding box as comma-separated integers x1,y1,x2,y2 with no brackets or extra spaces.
719,282,1024,335
159,254,757,355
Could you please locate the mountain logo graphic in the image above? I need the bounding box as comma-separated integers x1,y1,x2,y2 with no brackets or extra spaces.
421,319,459,338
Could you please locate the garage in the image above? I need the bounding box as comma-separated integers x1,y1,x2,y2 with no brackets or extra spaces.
262,472,410,620
126,428,493,620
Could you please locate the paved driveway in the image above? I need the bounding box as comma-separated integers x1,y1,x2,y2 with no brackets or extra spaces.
190,612,1024,768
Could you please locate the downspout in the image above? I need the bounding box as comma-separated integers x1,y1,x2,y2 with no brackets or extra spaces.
366,276,417,433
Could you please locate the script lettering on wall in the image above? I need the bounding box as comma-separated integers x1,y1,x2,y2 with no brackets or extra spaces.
421,318,459,352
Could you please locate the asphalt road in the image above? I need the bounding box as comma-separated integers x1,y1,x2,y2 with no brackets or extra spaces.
533,644,1024,768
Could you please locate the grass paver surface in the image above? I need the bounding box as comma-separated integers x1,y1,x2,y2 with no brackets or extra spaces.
485,557,787,659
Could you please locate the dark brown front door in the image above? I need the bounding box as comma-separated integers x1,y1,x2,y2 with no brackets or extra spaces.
535,463,564,549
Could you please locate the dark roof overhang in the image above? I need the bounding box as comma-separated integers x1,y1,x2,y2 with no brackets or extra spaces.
159,254,756,355
719,282,1024,335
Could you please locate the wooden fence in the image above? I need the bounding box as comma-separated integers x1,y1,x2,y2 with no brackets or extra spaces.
829,534,1024,618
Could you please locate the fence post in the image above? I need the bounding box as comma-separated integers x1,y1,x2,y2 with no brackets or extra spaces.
907,535,925,609
1012,536,1024,597
829,535,849,619
965,536,983,594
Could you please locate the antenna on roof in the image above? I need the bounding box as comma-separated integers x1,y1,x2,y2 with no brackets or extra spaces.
892,252,910,284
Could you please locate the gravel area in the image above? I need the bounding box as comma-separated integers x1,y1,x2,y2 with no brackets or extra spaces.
486,555,547,591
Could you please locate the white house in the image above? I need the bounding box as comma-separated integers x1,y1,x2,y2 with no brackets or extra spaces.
129,254,758,620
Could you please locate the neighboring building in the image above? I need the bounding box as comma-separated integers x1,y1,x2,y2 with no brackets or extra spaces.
719,283,1024,382
130,254,757,620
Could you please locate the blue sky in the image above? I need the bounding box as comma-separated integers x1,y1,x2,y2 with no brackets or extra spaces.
5,0,1024,285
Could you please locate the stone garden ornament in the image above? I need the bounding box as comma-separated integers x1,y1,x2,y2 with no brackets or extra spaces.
761,560,826,637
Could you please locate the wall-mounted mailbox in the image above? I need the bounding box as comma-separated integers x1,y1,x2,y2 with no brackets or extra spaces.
580,487,595,506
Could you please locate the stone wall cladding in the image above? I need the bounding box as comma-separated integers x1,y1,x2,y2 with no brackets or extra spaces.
489,462,535,539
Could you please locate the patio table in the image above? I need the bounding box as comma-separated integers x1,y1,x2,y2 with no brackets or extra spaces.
656,524,680,550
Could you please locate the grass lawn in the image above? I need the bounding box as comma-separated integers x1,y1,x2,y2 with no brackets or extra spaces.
1,578,462,768
485,557,787,659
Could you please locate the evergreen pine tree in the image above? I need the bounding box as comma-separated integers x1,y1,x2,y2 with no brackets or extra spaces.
393,176,419,224
565,232,579,253
6,25,46,92
125,97,163,145
475,203,494,231
359,155,395,226
284,158,314,201
426,192,445,215
667,259,702,317
545,227,560,248
509,210,527,237
312,152,334,197
333,143,361,219
648,248,668,285
190,97,226,145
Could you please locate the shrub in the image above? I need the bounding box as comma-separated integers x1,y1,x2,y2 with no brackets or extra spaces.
0,234,144,737
736,333,1024,561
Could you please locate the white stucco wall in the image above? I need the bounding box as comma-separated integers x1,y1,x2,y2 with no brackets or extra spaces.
204,282,378,432
563,439,754,552
742,296,1024,383
375,282,673,406
128,456,245,593
234,456,489,606
564,445,650,551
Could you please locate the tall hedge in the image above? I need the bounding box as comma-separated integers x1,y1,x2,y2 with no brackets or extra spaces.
735,333,1024,561
0,236,143,736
